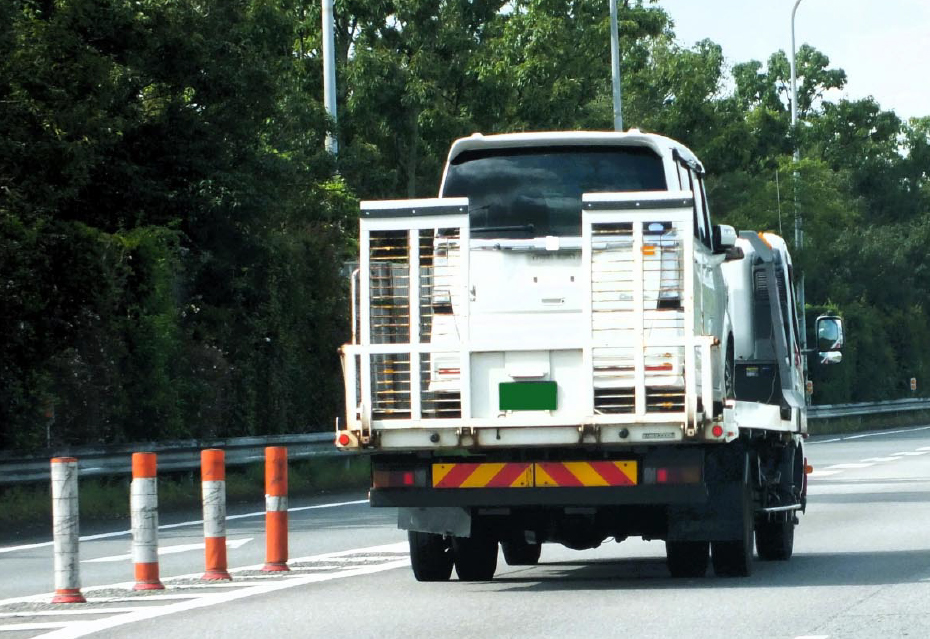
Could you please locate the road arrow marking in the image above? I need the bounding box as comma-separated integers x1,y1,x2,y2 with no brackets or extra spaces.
82,538,252,564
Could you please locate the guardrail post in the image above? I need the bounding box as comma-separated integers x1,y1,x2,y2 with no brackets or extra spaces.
131,452,164,590
51,457,85,604
201,449,231,580
262,446,289,572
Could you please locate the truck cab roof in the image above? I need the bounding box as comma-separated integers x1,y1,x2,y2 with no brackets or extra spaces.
440,130,705,193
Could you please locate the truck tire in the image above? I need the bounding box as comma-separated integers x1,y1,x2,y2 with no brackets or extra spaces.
665,541,709,578
711,484,754,577
755,519,794,561
502,540,541,566
408,531,454,582
452,535,498,581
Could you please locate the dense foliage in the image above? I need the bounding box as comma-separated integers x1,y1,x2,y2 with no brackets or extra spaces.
2,0,928,450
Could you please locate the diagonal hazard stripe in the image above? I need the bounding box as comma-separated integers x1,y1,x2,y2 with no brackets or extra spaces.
433,463,478,488
536,462,584,487
589,462,636,486
563,462,608,486
485,463,532,488
460,463,505,488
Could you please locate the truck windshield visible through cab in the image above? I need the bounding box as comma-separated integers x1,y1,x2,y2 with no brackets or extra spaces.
442,145,667,238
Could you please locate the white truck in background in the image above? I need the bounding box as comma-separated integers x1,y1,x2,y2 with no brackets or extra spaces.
337,131,844,580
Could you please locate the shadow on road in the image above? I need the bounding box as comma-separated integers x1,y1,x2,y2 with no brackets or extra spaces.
494,548,930,591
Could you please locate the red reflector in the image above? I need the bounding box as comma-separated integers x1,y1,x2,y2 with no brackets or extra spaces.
403,471,415,486
712,425,724,438
656,468,669,483
337,433,351,447
437,368,460,375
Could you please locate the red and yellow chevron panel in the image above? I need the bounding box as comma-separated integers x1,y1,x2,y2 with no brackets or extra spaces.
535,461,637,487
432,463,533,488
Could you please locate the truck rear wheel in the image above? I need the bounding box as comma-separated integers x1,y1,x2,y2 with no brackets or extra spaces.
755,519,794,561
453,535,498,581
409,531,454,582
666,541,709,578
711,484,754,577
502,540,541,566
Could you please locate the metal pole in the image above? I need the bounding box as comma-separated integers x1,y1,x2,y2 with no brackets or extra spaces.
322,0,338,155
790,0,808,394
609,0,623,131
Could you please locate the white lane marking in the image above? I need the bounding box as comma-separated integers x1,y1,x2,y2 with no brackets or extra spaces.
808,470,842,478
0,624,72,633
795,636,829,639
808,425,930,445
824,463,875,470
860,457,903,462
30,559,410,639
0,498,368,554
0,608,148,619
0,542,409,607
892,451,927,456
919,447,930,451
81,537,253,563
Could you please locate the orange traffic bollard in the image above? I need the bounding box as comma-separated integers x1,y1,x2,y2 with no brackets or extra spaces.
262,447,289,572
131,452,164,590
201,449,231,580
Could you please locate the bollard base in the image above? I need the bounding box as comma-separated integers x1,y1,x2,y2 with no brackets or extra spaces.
52,589,86,604
133,581,165,591
201,570,232,581
262,562,290,572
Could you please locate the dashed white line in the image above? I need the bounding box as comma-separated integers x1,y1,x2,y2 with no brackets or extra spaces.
824,463,875,470
81,537,253,564
859,457,902,462
892,451,927,456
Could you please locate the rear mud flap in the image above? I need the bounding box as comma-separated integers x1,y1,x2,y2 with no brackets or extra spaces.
399,506,472,537
667,482,746,542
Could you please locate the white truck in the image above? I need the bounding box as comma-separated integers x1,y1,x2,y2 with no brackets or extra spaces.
337,131,844,580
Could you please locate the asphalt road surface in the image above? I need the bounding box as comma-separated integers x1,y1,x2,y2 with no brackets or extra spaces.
2,425,930,639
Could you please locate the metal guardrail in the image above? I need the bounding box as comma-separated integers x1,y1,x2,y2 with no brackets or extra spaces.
1,398,928,485
807,397,930,419
0,433,336,485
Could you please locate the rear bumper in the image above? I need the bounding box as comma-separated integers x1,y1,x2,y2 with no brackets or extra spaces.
370,484,708,508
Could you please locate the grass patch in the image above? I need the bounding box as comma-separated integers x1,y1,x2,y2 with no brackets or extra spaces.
0,456,370,539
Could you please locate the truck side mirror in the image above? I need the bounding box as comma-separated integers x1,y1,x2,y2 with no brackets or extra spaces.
713,224,737,254
816,315,844,365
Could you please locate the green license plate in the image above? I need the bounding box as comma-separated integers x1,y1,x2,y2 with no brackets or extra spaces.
499,381,557,411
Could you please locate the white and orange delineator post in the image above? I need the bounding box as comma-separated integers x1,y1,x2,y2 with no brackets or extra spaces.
51,457,86,604
131,452,164,590
262,446,289,572
201,449,231,580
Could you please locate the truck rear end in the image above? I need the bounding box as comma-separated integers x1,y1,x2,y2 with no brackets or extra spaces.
337,132,803,580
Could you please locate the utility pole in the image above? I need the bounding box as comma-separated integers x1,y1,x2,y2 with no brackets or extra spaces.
609,0,623,131
322,0,338,156
790,0,807,390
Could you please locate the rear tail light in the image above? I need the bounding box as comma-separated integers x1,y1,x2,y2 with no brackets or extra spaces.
643,465,701,484
372,468,429,489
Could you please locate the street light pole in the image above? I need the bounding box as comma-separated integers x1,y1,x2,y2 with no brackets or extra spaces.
790,0,808,393
609,0,623,131
322,0,338,156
